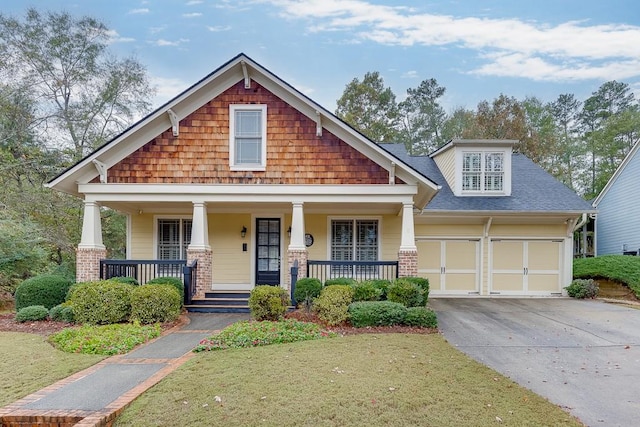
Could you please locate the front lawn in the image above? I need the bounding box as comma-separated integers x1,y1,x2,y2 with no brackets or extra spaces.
574,255,640,297
0,332,104,406
115,334,581,426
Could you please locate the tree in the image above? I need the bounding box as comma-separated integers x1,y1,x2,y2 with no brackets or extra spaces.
440,107,480,141
398,78,447,154
335,71,400,143
550,94,583,190
0,8,154,161
522,96,559,177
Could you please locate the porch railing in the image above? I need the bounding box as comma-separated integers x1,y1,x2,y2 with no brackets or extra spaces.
307,260,398,283
99,259,197,304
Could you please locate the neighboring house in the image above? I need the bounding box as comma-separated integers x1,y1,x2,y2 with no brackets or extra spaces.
593,141,640,256
47,53,594,308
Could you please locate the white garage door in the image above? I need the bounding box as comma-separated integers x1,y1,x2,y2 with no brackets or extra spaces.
490,239,563,295
417,239,480,295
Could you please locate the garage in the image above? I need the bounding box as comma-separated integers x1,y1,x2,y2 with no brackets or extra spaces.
417,239,480,295
489,239,563,295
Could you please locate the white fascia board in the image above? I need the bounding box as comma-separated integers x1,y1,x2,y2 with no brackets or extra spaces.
79,183,417,204
420,209,596,217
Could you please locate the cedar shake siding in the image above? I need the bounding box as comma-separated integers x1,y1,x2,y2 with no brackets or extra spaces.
105,80,396,185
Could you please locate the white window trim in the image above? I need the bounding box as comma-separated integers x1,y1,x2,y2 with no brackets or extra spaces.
229,104,267,171
326,216,383,261
153,215,193,260
454,148,511,196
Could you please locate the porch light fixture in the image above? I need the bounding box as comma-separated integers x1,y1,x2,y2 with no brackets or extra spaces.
241,226,247,238
287,226,291,237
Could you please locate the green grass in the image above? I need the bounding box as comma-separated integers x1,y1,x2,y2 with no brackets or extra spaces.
574,255,640,297
115,334,581,427
0,332,104,406
49,323,162,355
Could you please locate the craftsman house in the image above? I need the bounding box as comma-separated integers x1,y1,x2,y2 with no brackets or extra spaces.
592,140,640,256
47,53,594,309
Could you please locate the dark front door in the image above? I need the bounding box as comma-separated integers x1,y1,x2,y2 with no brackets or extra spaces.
256,218,281,285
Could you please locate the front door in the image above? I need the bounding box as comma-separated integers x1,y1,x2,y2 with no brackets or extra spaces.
256,218,281,285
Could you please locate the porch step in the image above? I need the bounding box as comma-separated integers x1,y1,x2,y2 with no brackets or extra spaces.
186,291,251,313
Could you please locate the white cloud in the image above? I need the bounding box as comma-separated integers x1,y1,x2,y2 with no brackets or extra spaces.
183,12,203,18
186,0,203,4
152,38,190,47
261,0,640,82
401,70,418,79
105,30,135,44
128,8,150,15
150,76,191,107
149,25,167,34
207,25,232,32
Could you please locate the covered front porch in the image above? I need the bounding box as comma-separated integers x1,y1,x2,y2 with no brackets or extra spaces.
76,184,421,308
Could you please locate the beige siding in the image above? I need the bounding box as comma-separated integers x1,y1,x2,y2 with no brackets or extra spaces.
129,214,154,259
432,148,455,190
305,214,329,260
490,224,565,237
210,213,252,284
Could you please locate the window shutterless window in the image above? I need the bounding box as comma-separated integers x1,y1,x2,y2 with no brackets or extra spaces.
157,219,192,260
229,105,267,170
331,219,379,276
462,152,504,193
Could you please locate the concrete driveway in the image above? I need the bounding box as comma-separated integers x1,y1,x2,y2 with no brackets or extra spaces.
429,298,640,427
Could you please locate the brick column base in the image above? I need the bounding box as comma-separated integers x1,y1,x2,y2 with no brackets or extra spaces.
398,249,418,277
76,247,107,283
287,249,308,292
187,248,212,298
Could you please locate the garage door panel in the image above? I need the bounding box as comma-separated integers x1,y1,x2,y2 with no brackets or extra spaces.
528,274,560,292
446,241,478,270
417,241,441,270
418,239,479,294
445,273,478,291
422,272,443,292
492,241,523,270
528,241,560,270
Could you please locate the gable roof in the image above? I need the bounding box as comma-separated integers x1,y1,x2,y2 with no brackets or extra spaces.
381,143,595,214
47,53,439,207
593,140,640,207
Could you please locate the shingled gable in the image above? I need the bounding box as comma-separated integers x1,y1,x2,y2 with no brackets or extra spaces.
46,53,439,207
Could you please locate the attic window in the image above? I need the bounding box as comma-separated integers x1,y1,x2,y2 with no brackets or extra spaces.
462,152,505,193
229,104,267,171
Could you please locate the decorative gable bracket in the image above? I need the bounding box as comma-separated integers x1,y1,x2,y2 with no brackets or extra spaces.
241,60,251,89
315,110,322,137
167,109,179,137
92,159,108,184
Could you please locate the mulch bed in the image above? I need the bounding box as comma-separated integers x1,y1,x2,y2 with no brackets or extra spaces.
0,312,70,337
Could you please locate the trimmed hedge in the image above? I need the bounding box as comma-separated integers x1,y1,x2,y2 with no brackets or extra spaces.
108,276,140,286
350,280,383,302
313,285,354,326
49,304,75,323
248,285,290,321
401,277,430,298
15,305,49,322
67,280,134,325
293,277,323,309
131,284,181,324
387,279,425,307
348,301,407,327
324,277,357,286
565,278,599,299
14,275,74,310
404,307,437,328
147,277,184,304
370,279,391,299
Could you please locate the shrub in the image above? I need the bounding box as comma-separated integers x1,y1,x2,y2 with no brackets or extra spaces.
194,319,335,351
67,280,134,324
147,277,184,304
387,279,425,307
15,305,49,322
401,277,430,300
348,301,407,327
49,304,75,323
108,276,140,286
404,307,438,328
14,275,74,310
313,285,354,326
131,284,181,324
49,323,161,355
248,285,290,321
293,277,323,310
350,280,383,302
324,277,356,286
370,279,391,299
565,279,599,299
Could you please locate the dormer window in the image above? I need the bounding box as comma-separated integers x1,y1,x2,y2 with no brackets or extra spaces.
463,152,504,192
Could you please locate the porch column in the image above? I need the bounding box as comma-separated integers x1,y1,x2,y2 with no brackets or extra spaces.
398,201,418,277
76,200,107,283
187,201,212,298
287,201,307,291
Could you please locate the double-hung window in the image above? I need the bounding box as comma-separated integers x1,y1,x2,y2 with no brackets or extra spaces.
157,219,192,260
331,219,379,277
229,104,267,170
462,152,504,193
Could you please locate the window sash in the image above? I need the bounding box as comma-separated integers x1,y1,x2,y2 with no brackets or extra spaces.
157,219,192,260
232,107,265,166
331,220,379,275
462,152,504,192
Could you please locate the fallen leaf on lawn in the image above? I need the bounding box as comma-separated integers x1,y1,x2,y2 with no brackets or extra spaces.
214,396,222,403
261,396,267,400
203,403,209,408
389,387,396,392
496,416,503,423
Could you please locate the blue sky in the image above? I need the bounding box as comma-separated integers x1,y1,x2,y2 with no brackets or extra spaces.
4,0,640,112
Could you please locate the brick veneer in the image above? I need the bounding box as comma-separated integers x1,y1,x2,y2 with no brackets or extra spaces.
287,249,308,291
187,248,212,298
398,249,418,277
76,248,107,283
